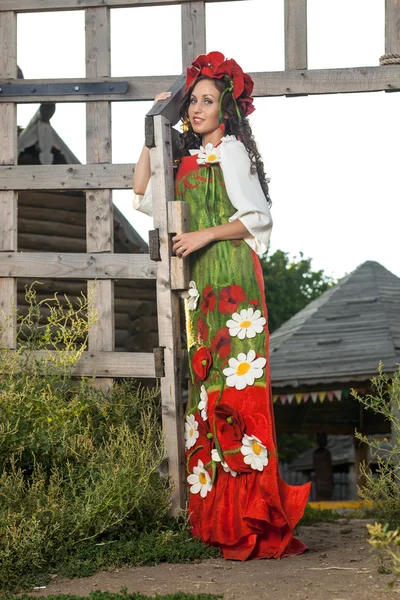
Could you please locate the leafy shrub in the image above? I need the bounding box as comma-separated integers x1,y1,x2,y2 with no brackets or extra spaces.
353,364,400,529
0,287,170,589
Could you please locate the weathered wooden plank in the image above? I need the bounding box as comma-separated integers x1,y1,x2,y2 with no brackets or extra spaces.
0,191,17,251
0,253,157,279
168,201,190,290
86,6,114,392
24,350,156,378
151,115,186,515
0,279,16,348
0,164,134,189
284,0,307,70
0,11,17,350
181,1,206,69
2,67,400,104
386,0,400,55
88,280,115,349
86,189,114,251
0,0,239,11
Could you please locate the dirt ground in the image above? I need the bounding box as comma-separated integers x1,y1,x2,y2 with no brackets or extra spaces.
30,519,400,600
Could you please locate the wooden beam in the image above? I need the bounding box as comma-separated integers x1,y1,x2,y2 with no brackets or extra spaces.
0,253,157,279
167,201,190,290
151,115,186,515
2,67,400,104
386,0,400,55
0,0,240,12
0,10,17,350
284,0,307,70
21,350,156,378
181,1,206,69
86,6,114,392
0,164,134,189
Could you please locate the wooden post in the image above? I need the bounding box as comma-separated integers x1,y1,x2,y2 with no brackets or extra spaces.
353,437,369,497
181,1,206,69
284,0,307,71
151,115,186,515
85,6,115,392
385,0,400,55
0,10,17,349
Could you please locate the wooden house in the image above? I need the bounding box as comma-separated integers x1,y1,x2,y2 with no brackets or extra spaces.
270,260,400,494
17,103,158,355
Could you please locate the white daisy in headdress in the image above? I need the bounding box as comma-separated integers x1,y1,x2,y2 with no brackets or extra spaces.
211,448,237,477
240,434,269,471
195,143,221,165
184,414,199,450
181,280,199,311
187,459,212,498
223,349,266,391
226,307,266,340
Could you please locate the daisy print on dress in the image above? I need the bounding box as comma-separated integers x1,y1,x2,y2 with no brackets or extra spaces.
211,448,238,477
185,414,199,449
198,385,208,421
226,307,266,340
241,434,269,471
191,143,221,166
182,280,200,311
187,459,213,497
223,349,266,391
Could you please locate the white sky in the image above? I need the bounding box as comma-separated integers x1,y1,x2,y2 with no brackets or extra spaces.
16,0,398,281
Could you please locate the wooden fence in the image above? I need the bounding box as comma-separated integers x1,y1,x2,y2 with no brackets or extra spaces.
0,0,399,515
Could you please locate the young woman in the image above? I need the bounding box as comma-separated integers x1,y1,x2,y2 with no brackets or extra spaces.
133,52,311,561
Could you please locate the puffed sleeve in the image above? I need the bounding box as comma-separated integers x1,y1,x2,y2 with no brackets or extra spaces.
220,138,272,256
133,178,153,217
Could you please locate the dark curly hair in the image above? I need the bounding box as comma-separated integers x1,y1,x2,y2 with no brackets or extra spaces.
175,75,271,207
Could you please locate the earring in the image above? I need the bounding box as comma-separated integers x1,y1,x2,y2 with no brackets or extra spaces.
182,117,191,132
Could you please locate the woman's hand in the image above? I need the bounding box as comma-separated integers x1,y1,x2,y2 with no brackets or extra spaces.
172,230,214,257
153,92,172,105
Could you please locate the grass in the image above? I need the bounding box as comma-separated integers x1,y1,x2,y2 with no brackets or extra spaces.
0,520,221,594
298,504,342,526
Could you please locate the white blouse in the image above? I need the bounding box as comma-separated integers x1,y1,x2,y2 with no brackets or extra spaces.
133,136,272,256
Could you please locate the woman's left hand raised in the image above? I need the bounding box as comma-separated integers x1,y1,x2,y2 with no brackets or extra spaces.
172,230,213,257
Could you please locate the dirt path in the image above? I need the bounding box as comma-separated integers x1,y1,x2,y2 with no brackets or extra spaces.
30,519,399,599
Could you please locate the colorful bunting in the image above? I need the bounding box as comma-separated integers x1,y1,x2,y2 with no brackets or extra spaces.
272,387,364,405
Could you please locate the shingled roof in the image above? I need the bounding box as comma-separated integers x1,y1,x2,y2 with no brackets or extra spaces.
269,261,400,388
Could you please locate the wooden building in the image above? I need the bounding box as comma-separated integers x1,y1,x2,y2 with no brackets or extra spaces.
270,260,399,436
17,103,158,355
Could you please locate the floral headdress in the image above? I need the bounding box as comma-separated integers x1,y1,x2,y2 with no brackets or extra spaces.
186,51,255,131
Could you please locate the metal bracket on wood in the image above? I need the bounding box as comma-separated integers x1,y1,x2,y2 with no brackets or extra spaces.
0,82,128,97
149,229,161,261
153,346,165,377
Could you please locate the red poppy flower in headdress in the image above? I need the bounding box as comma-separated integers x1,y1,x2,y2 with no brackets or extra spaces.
186,51,255,118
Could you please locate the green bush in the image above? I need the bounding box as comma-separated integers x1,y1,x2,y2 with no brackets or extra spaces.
0,287,170,589
353,364,400,529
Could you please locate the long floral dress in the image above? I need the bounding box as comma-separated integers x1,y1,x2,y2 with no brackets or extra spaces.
177,143,311,561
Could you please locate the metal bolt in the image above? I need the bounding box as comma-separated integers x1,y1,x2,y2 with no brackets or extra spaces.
31,87,36,92
0,88,2,93
109,85,114,91
74,85,80,91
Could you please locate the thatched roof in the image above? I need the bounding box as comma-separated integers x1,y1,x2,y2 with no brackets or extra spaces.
269,261,400,388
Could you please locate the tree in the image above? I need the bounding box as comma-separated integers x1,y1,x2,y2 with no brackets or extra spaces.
261,249,335,333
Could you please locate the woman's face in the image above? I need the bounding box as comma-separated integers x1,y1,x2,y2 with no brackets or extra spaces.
188,79,221,140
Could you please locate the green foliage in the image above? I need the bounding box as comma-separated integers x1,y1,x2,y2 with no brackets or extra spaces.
277,433,315,464
298,504,341,526
0,287,172,591
367,522,400,586
353,365,400,530
261,250,335,333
